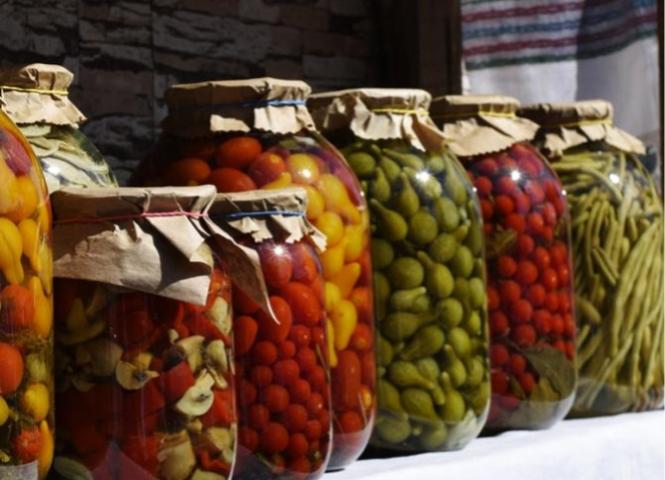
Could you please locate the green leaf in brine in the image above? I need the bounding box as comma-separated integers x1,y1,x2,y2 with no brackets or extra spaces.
523,346,576,399
486,228,517,258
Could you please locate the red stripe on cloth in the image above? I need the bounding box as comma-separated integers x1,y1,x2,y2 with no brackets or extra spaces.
463,11,657,56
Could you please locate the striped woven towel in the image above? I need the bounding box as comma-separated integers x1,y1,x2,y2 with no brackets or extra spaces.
461,0,660,163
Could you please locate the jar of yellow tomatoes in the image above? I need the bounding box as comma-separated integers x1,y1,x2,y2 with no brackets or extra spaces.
136,78,375,471
0,111,54,479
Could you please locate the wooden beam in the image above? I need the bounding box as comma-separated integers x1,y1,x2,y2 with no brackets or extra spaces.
376,0,462,94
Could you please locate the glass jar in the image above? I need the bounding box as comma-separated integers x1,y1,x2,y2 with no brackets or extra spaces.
50,185,247,480
0,64,117,192
310,89,491,452
210,188,332,478
520,101,664,416
431,95,577,430
53,268,236,480
139,78,375,470
0,111,54,479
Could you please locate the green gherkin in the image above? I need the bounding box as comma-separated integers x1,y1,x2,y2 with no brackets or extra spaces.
393,173,420,217
370,199,408,241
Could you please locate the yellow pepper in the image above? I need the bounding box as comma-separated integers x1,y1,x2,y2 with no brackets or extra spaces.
329,262,361,298
303,185,325,220
7,176,38,223
38,420,54,479
326,319,338,368
0,155,21,215
263,172,292,190
331,299,358,351
320,239,346,279
37,241,52,295
316,174,361,224
37,200,51,235
324,281,342,313
344,224,365,262
315,211,344,247
29,275,52,338
19,218,41,273
0,217,24,284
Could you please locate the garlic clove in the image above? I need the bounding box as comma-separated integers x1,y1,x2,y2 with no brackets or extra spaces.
177,335,205,373
205,298,231,336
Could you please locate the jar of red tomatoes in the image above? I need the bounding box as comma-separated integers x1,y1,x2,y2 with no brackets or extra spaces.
137,78,375,471
0,111,54,479
50,185,267,480
310,89,491,453
431,95,577,430
209,188,332,479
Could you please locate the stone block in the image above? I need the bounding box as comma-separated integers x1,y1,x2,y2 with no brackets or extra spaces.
239,0,280,24
281,5,329,30
263,57,303,79
270,25,302,56
303,54,366,80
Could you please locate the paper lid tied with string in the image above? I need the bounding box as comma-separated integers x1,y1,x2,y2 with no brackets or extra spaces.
430,95,539,157
51,185,273,314
518,100,645,157
308,88,444,151
0,63,85,127
162,77,315,138
209,187,327,253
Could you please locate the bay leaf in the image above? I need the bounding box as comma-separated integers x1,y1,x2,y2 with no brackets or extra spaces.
486,228,517,258
522,345,576,398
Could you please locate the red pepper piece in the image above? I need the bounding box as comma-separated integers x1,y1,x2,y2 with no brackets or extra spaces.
186,311,227,342
119,379,165,429
198,449,231,475
161,360,196,404
200,389,235,428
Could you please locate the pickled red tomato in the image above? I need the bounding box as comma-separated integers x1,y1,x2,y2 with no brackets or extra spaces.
466,143,575,428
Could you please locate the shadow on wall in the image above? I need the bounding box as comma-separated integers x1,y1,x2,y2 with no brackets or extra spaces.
0,0,378,184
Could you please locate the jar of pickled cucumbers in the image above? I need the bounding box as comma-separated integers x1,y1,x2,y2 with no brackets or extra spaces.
431,95,577,430
137,78,375,471
209,188,332,479
50,185,271,480
310,89,491,452
0,111,54,479
520,100,664,416
0,64,117,192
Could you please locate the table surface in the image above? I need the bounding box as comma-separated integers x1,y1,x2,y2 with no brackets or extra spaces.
326,411,665,480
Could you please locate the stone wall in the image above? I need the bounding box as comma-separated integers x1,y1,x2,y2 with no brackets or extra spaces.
0,0,378,183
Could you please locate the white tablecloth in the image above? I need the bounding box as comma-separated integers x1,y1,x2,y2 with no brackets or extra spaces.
327,411,664,480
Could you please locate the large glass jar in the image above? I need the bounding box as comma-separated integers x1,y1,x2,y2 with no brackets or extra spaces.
138,78,375,471
310,89,491,453
210,189,332,479
50,186,243,480
431,95,577,430
0,64,117,192
520,100,664,416
0,111,54,478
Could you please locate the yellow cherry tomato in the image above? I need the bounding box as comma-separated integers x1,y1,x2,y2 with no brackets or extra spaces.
320,241,346,279
287,153,320,185
38,420,54,479
0,396,9,426
20,382,50,422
